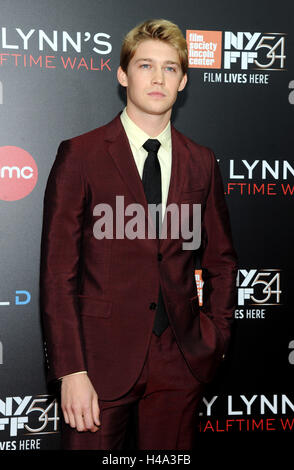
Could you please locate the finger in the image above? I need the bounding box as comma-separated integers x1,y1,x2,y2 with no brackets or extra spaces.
62,407,69,425
67,408,77,429
74,409,86,432
92,396,101,427
83,407,97,432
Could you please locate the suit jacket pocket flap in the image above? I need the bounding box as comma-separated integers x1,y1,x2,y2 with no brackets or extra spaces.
78,296,112,318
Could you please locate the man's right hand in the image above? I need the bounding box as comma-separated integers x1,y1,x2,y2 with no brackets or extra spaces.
61,373,101,432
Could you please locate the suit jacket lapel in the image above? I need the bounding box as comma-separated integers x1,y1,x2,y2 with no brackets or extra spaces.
159,125,191,250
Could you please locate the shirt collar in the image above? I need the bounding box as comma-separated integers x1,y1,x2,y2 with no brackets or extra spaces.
120,106,171,152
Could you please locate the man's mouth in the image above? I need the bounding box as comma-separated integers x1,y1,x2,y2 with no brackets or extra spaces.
147,91,166,97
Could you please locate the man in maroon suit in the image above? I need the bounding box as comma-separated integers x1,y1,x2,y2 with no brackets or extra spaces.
40,19,237,450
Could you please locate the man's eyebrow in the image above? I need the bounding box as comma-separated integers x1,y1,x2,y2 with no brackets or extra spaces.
164,60,180,65
134,58,152,63
135,58,180,66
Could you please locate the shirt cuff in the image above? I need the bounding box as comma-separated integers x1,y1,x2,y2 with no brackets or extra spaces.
58,371,87,381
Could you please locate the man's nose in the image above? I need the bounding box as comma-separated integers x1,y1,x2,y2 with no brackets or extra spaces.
151,67,164,84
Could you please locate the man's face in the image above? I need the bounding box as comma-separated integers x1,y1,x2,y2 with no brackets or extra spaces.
117,39,187,117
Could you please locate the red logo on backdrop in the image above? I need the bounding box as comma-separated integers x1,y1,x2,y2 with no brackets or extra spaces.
0,146,38,201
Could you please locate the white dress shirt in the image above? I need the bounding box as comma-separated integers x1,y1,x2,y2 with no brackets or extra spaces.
120,106,172,223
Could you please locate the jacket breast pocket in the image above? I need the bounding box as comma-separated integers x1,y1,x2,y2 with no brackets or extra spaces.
180,188,205,203
78,296,112,318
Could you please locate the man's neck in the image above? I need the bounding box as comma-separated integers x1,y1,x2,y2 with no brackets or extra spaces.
125,105,171,137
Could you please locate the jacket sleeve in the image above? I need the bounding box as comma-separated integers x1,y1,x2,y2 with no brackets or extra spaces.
39,139,87,383
199,149,238,357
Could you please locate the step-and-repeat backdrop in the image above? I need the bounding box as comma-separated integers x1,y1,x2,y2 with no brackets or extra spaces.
0,0,293,450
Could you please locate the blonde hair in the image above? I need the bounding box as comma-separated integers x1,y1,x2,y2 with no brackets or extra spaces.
120,19,188,75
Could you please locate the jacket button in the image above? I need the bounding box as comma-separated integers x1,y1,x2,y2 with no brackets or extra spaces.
157,253,163,261
149,302,157,310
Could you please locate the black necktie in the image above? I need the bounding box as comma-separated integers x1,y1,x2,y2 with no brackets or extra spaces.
142,139,169,336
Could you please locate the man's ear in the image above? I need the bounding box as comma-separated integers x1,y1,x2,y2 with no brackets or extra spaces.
117,66,128,87
178,73,188,92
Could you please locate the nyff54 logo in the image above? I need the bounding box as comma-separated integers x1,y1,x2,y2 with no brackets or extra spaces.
235,269,281,320
237,269,281,306
0,395,59,437
224,32,286,70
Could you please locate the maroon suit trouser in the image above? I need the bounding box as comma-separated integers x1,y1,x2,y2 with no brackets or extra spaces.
61,325,204,450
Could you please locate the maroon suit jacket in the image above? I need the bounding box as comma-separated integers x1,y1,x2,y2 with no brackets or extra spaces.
40,112,238,400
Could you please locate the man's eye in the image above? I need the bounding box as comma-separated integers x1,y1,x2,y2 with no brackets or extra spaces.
166,66,176,72
140,64,150,69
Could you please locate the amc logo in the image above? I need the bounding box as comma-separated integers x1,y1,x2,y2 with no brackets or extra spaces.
0,146,38,201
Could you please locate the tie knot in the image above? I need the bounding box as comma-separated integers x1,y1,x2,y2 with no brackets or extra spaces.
143,139,161,154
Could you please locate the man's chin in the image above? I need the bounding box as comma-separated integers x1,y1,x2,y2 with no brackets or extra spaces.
140,102,173,116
